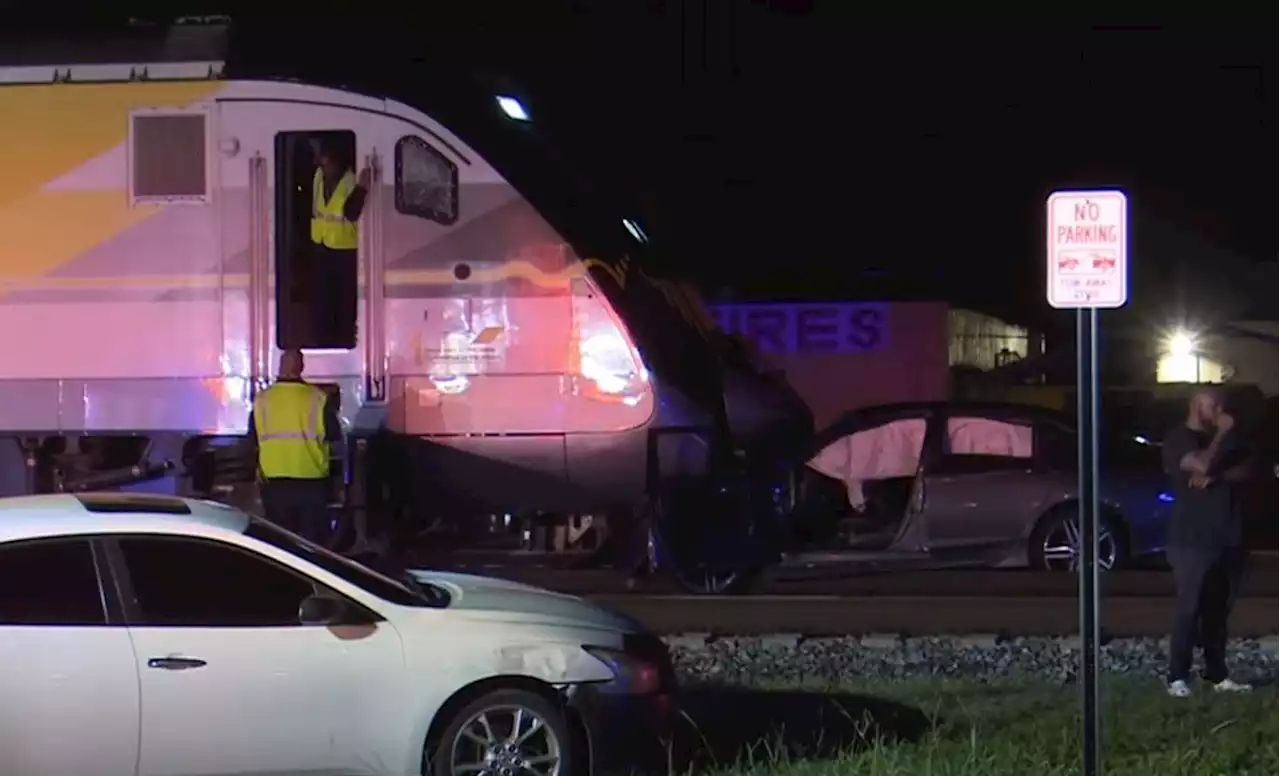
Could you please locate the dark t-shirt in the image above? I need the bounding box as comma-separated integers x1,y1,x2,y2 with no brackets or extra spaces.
1161,424,1247,550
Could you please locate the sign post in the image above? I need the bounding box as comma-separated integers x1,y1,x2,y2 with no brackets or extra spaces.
1046,189,1129,776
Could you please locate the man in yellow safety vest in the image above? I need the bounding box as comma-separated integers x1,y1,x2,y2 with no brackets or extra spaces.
250,350,343,543
310,139,370,345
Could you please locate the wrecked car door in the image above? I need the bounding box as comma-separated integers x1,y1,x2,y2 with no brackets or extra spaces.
920,414,1046,552
805,415,929,549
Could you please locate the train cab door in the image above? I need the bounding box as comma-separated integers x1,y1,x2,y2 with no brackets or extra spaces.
219,100,385,408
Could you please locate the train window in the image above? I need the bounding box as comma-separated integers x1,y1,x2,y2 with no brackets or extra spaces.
274,130,359,351
128,110,210,204
394,136,458,225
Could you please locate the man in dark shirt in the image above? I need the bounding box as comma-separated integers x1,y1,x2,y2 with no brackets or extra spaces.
1160,388,1253,697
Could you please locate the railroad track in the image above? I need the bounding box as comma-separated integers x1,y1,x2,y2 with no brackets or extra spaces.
410,551,1278,636
430,566,1279,638
462,567,1278,598
593,594,1280,638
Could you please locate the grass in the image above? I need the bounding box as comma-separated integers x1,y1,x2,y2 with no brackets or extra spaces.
654,677,1278,776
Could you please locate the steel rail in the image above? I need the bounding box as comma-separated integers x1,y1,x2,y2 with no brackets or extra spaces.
590,594,1280,638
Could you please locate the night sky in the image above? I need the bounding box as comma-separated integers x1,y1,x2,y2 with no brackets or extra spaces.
472,12,1274,327
16,11,1276,330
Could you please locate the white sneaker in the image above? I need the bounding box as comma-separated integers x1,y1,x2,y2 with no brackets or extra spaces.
1167,680,1193,698
1212,678,1252,693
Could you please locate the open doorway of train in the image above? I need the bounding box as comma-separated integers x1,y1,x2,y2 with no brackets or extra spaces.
274,130,359,352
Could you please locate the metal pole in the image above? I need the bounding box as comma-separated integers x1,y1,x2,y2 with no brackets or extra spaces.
1077,307,1102,776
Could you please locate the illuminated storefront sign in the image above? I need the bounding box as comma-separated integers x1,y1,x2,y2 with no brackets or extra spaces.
707,303,890,354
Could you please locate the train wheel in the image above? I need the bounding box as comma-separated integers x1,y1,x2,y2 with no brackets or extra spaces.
564,514,612,569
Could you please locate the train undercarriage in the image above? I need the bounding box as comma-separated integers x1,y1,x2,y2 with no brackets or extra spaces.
2,432,611,556
1,424,792,595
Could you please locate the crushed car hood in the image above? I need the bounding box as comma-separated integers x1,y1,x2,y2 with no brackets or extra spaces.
405,569,644,633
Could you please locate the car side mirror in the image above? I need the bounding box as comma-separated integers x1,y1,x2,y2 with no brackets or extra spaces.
298,594,348,625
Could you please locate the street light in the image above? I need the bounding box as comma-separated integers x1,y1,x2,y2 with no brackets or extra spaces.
495,95,530,122
1164,329,1197,359
1159,327,1202,383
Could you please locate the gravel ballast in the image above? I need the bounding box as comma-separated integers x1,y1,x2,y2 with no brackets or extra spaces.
664,634,1280,685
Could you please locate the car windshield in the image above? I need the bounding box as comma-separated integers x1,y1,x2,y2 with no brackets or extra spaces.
243,519,448,608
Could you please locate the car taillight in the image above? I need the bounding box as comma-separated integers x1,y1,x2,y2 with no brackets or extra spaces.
570,275,649,406
582,646,666,695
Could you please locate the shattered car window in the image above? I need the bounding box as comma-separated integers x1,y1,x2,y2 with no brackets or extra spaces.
808,417,927,509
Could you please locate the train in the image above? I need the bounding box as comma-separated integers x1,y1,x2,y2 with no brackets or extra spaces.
0,20,814,592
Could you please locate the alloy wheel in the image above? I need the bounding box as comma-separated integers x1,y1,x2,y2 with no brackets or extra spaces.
1041,518,1118,571
448,704,563,776
674,568,742,595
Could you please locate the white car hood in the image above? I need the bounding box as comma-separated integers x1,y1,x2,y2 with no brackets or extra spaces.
406,569,644,633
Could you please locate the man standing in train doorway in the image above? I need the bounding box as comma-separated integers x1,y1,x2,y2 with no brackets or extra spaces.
311,138,370,347
251,350,343,544
1161,387,1254,697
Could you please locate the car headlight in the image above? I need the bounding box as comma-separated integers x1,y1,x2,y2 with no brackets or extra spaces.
582,645,664,695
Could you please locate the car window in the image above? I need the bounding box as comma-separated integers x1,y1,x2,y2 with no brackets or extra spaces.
1037,421,1163,473
808,417,928,511
244,518,445,608
118,537,316,627
946,416,1033,458
809,418,927,480
1036,421,1076,469
1106,433,1164,473
0,539,106,626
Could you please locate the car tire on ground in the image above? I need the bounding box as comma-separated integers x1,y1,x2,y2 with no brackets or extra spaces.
652,489,764,596
1027,503,1129,572
427,687,574,776
669,559,762,596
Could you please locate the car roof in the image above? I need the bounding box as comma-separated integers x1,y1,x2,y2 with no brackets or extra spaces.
818,400,1067,432
855,400,1069,420
0,493,251,544
808,401,1071,456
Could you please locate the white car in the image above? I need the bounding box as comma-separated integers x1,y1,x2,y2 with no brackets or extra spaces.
0,493,676,776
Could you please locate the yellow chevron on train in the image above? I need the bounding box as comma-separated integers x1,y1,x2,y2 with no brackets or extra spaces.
0,82,225,282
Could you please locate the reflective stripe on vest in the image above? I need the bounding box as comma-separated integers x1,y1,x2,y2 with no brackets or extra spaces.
310,168,358,250
253,382,330,479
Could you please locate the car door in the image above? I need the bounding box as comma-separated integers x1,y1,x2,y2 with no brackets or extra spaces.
110,534,404,776
0,537,141,776
922,413,1052,551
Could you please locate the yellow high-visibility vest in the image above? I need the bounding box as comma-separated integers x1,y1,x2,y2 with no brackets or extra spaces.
253,381,331,479
311,168,359,250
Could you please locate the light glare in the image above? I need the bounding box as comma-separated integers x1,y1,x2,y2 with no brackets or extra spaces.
496,95,530,121
1164,329,1196,358
622,218,649,244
